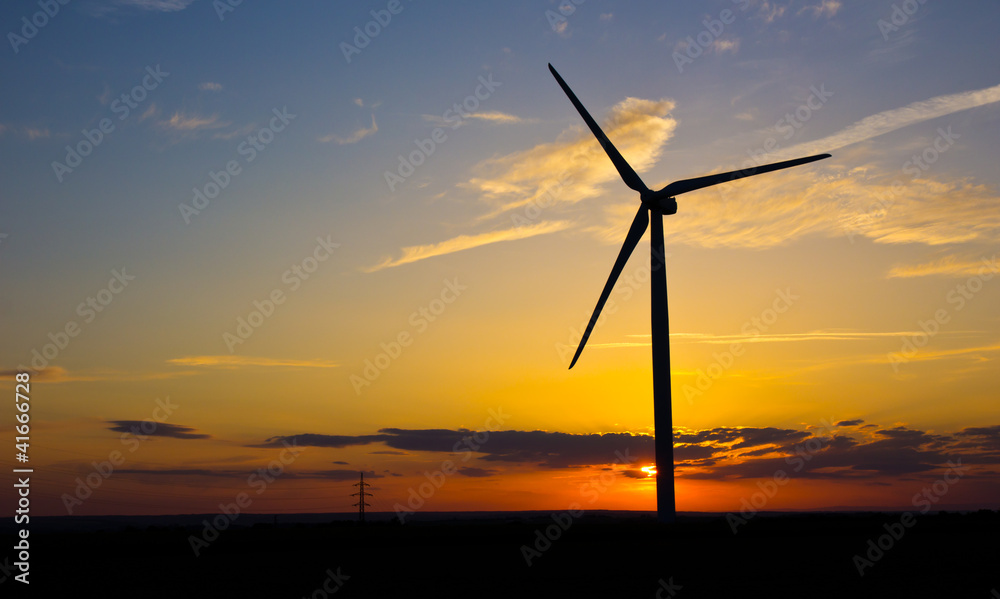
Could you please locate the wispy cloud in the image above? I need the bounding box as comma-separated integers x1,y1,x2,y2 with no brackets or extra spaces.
319,114,378,144
1,366,200,383
588,166,1000,249
799,0,841,19
83,0,196,15
591,330,952,349
875,341,1000,366
198,82,223,92
711,38,741,54
211,122,255,140
107,420,210,439
462,96,677,219
98,84,113,105
139,103,159,122
160,112,229,132
887,254,1000,278
364,220,571,272
113,0,195,11
777,82,1000,159
757,2,786,23
25,127,50,140
167,356,339,369
467,111,533,124
419,111,532,128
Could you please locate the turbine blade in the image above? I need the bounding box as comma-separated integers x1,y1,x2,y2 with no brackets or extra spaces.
658,153,831,197
549,64,651,194
569,206,650,369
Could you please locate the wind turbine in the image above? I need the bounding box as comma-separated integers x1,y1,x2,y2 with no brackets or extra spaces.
548,64,830,523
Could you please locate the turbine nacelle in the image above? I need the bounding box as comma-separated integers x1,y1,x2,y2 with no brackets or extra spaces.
642,194,677,215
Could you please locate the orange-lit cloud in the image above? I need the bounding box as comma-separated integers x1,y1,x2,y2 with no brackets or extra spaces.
590,169,1000,249
1,366,200,383
319,114,378,144
251,422,1000,483
467,111,532,124
160,112,228,131
167,355,339,369
594,331,944,348
462,96,677,219
887,253,1000,278
363,220,572,272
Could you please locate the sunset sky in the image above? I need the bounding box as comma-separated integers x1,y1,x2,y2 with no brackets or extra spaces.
3,0,999,518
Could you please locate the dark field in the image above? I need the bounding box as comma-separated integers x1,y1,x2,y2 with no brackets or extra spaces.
5,510,998,598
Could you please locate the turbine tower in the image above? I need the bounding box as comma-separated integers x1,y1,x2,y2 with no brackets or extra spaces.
548,64,830,523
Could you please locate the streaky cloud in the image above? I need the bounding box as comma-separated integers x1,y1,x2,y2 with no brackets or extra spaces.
589,330,950,349
319,114,378,144
160,112,228,131
887,254,1000,278
776,82,1000,159
467,111,533,124
107,421,210,439
168,356,339,369
363,220,571,272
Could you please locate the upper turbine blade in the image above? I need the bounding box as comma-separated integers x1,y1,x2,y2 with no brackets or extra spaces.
569,205,650,369
657,154,831,197
549,64,651,195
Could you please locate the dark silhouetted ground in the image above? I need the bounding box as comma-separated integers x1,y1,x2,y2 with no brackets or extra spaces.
4,510,998,597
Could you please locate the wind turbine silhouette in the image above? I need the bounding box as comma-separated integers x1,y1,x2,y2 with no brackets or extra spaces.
548,64,830,523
